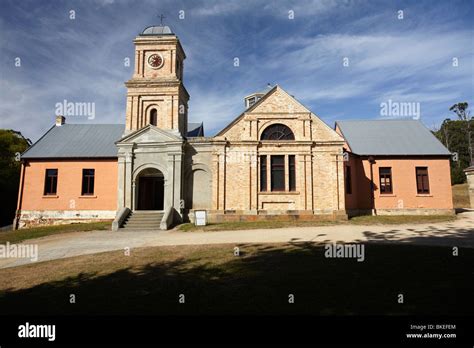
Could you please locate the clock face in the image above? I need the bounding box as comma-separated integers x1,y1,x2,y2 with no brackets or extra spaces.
148,53,164,69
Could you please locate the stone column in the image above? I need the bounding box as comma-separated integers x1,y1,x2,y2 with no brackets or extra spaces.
168,152,184,218
131,180,136,211
212,152,220,210
464,166,474,208
117,155,126,209
124,152,133,208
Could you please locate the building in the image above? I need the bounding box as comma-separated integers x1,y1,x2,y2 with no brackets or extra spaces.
464,166,474,208
13,25,454,230
336,120,453,216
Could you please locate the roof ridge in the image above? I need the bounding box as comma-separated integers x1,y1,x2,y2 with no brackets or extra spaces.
337,119,421,122
62,123,125,125
20,124,56,158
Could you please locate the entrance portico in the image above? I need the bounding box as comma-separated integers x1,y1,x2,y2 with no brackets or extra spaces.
116,125,185,221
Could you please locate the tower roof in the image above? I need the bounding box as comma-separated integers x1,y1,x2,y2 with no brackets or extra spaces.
141,25,173,36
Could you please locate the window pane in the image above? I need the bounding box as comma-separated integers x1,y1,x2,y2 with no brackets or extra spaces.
44,169,58,195
89,175,95,194
260,156,267,192
82,169,95,195
261,124,295,140
416,167,429,194
416,175,423,192
271,155,285,191
52,176,57,193
379,167,392,194
289,155,296,191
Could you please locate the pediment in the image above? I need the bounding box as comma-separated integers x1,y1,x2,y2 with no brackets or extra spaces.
116,125,183,145
217,85,344,143
250,86,310,114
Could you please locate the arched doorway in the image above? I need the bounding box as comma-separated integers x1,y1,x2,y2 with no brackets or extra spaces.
136,168,164,210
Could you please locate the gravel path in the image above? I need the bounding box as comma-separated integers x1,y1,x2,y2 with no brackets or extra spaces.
1,211,473,269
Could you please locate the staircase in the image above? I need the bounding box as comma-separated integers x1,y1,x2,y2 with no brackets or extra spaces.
120,210,164,230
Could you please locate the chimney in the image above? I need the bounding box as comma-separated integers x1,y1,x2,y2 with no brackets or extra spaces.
55,115,65,126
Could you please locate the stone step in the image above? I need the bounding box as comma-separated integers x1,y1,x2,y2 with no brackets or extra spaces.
122,225,160,229
119,210,164,230
123,220,161,226
127,213,164,218
121,222,160,228
124,219,161,224
120,226,161,231
126,217,163,222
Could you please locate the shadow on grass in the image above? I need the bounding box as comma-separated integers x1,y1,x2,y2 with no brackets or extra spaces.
356,225,474,248
0,242,473,316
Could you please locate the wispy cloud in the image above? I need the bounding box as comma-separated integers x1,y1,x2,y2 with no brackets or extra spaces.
0,0,472,140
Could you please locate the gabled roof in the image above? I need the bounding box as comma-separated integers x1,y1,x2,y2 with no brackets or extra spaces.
335,119,451,156
22,124,124,159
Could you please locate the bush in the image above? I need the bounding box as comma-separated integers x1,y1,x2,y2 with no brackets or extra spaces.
451,166,466,185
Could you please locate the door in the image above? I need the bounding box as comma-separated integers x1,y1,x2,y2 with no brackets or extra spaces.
137,176,164,210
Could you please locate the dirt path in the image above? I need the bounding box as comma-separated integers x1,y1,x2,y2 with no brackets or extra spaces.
1,211,473,269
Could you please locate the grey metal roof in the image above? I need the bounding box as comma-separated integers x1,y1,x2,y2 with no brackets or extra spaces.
22,124,124,159
187,122,204,137
335,119,451,156
141,25,173,35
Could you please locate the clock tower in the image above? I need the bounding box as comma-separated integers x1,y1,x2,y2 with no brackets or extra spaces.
124,25,189,136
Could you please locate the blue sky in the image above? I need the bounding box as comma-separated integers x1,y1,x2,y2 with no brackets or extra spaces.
1,0,473,141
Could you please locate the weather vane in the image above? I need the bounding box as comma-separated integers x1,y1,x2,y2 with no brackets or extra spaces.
157,13,166,26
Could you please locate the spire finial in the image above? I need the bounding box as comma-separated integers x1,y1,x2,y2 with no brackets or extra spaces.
157,13,166,26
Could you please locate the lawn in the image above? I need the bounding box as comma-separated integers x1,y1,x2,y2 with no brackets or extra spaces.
453,183,470,208
0,221,111,244
0,242,471,315
179,214,456,232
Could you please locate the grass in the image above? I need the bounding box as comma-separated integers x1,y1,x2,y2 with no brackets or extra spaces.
178,220,336,232
178,214,456,232
0,221,111,244
0,242,472,315
348,214,456,225
452,183,470,209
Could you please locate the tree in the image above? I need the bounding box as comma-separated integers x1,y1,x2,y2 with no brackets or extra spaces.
434,117,473,184
0,130,31,227
449,102,472,165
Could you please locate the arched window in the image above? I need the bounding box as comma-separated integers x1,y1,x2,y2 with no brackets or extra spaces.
150,108,157,126
260,124,294,140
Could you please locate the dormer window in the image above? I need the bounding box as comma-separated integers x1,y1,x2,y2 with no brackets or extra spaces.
245,94,263,109
247,96,256,108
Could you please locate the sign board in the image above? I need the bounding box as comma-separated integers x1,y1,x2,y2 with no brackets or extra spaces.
195,210,207,226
